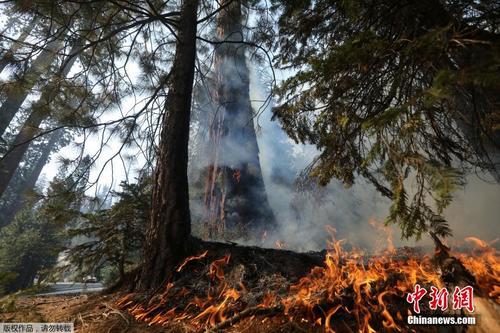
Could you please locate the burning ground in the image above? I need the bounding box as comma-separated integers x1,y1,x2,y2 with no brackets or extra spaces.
3,232,498,333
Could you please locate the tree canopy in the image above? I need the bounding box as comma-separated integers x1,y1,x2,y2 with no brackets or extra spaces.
272,0,500,238
0,0,499,296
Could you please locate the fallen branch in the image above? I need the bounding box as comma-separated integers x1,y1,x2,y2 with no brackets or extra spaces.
206,305,284,332
33,296,81,306
102,302,130,326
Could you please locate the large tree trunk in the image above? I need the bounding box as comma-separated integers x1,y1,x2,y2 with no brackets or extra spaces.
0,36,62,137
0,43,78,198
203,0,275,239
0,17,38,73
138,0,199,291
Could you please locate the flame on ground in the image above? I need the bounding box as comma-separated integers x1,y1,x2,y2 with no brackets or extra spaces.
455,237,500,302
117,232,499,332
177,250,208,272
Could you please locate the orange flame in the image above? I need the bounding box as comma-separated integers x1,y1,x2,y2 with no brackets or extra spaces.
275,240,286,249
208,254,230,281
176,250,208,272
455,237,500,302
118,234,499,332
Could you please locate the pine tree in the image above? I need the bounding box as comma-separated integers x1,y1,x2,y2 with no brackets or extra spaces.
66,177,150,284
0,17,68,136
271,0,500,239
0,131,62,227
0,156,90,293
0,41,81,198
0,16,38,73
139,0,199,290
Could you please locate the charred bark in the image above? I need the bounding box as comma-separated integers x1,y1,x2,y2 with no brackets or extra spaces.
138,0,199,291
203,0,275,239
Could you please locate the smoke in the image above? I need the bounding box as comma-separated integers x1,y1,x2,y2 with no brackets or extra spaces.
248,65,500,252
188,43,500,251
443,176,500,248
249,65,390,251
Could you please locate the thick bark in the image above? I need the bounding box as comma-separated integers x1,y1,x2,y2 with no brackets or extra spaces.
0,17,38,73
0,36,62,137
139,0,199,290
203,0,275,238
0,44,78,198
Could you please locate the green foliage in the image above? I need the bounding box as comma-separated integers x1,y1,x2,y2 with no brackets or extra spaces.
65,177,151,285
0,159,90,294
272,0,500,239
0,205,65,295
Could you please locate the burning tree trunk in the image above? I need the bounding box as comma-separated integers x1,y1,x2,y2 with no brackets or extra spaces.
138,0,199,291
203,0,275,239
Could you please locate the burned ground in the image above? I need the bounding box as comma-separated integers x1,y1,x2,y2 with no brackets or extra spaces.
2,238,498,333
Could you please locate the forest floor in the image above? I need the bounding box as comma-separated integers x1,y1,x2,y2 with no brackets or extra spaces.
1,240,499,332
0,293,327,332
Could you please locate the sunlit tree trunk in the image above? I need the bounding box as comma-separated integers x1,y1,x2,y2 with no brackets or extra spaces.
139,0,199,290
0,17,38,73
0,132,59,227
0,36,62,137
203,0,275,238
0,43,79,198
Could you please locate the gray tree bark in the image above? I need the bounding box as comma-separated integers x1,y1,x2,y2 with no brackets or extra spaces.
0,131,59,228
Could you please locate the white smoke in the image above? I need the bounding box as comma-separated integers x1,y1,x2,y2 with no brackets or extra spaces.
249,65,500,252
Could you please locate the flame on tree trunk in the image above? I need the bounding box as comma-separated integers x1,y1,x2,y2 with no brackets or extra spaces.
203,0,275,239
139,0,199,291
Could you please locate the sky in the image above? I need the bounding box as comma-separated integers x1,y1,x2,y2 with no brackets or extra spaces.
1,5,498,253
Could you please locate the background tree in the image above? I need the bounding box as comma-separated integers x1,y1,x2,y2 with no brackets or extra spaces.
0,131,65,227
0,4,70,137
65,177,150,285
201,0,276,239
0,0,147,225
271,0,500,239
0,205,63,293
0,158,89,293
0,40,82,198
0,16,38,73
